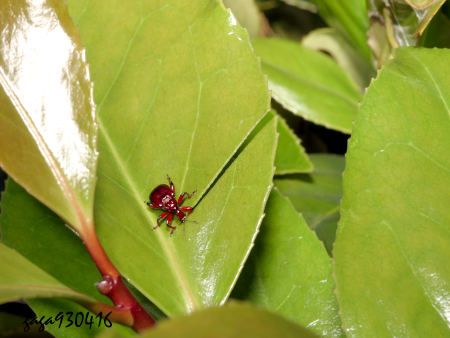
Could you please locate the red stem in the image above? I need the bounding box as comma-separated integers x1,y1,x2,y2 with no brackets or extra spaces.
82,227,156,332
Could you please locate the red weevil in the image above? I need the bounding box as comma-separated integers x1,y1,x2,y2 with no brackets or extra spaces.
146,175,195,234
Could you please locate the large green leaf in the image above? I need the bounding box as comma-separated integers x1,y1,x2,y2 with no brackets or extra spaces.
0,0,97,233
275,114,313,175
234,190,342,337
62,0,271,316
253,38,361,133
275,154,344,254
334,48,450,336
0,243,94,304
142,302,317,338
94,113,276,316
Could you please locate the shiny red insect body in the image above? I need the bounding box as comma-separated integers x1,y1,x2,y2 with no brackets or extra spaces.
146,176,194,234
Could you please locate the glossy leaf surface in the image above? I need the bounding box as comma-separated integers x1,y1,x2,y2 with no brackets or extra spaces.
64,0,272,316
0,0,97,234
275,154,344,254
275,115,313,175
0,244,94,304
142,302,317,338
234,190,342,337
334,48,450,336
253,38,361,133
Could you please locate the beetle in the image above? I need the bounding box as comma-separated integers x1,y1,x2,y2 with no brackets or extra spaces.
146,175,195,234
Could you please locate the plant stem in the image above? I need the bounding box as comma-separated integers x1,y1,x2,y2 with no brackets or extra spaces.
82,227,156,332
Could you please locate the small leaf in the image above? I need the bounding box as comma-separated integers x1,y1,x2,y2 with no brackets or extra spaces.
141,302,318,338
234,190,342,337
275,113,313,175
334,48,450,336
0,243,94,304
275,154,344,254
0,0,97,234
253,38,361,133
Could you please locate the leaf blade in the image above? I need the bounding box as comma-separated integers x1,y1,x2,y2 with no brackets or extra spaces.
275,154,344,254
275,114,313,175
234,189,342,336
334,48,450,336
0,243,94,304
142,302,318,338
0,0,97,233
254,38,361,133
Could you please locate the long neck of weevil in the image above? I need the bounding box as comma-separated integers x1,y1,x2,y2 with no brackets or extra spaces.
176,209,186,222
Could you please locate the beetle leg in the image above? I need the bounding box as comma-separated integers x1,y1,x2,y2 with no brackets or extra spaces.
154,212,169,229
166,214,176,235
167,225,176,236
177,190,196,205
166,213,174,226
167,175,175,196
180,206,193,214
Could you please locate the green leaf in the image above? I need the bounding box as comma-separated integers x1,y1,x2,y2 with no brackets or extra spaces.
0,179,106,303
0,181,134,337
234,190,342,337
334,48,450,336
96,113,276,316
302,28,374,89
275,114,313,175
0,243,94,304
275,154,344,254
253,38,361,133
0,0,97,234
63,0,272,316
141,302,317,338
